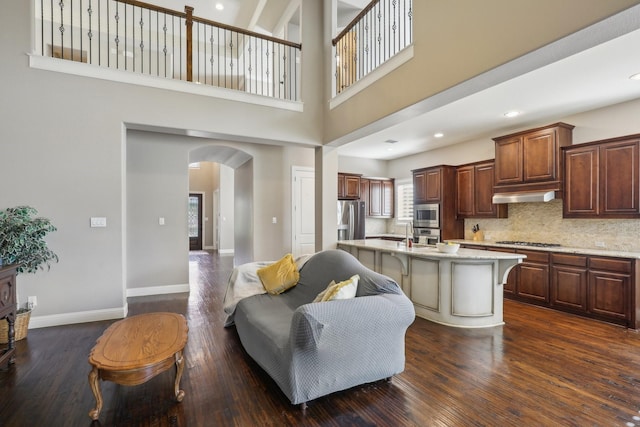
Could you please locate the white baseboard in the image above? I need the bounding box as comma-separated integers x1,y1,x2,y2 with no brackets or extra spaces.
126,284,190,297
204,245,217,250
29,305,128,329
219,249,234,255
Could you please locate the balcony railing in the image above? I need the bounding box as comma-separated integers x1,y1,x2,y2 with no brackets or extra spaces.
332,0,413,95
35,0,302,101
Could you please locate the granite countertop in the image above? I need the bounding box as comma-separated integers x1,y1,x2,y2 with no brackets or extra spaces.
337,239,525,260
365,233,407,239
447,239,640,259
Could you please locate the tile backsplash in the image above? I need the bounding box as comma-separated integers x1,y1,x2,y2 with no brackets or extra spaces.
385,200,638,251
463,200,640,252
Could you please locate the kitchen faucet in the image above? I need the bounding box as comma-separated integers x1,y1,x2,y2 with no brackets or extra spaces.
405,221,413,246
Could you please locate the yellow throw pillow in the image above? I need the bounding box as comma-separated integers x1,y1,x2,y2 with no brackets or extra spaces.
313,274,359,303
257,253,300,295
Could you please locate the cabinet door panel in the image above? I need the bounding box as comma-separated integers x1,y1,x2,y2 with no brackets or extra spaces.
523,129,556,182
495,137,522,184
369,180,382,216
589,271,629,321
382,180,394,217
413,172,427,203
551,265,587,311
601,140,639,216
456,166,474,218
474,163,497,216
518,263,549,302
344,176,361,199
425,169,442,202
564,146,599,216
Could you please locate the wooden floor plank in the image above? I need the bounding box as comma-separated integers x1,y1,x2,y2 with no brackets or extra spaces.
2,250,640,426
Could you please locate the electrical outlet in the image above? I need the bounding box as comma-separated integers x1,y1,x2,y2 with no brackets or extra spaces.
272,217,277,224
28,296,38,309
595,241,606,248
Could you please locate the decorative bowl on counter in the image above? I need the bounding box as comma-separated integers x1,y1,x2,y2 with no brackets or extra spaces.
436,242,460,253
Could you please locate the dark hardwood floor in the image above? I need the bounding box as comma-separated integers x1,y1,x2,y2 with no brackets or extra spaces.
3,250,640,426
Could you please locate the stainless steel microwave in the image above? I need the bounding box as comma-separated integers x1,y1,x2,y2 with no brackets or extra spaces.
414,203,439,228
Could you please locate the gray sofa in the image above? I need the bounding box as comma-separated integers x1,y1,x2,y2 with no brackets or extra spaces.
232,249,416,407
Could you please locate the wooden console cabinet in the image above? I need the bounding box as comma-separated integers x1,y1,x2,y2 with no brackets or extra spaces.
0,264,18,367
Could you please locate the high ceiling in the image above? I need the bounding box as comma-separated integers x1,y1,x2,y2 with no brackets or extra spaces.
152,2,640,161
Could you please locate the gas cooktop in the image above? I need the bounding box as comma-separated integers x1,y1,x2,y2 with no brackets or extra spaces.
495,240,562,248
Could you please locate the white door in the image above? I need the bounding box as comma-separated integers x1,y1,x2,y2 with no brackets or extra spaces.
292,167,315,256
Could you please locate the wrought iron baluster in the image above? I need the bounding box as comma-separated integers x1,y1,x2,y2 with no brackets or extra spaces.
87,1,92,63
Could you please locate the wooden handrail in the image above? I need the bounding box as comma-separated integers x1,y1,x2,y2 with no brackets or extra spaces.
192,15,302,50
332,0,380,46
116,0,300,50
115,0,187,18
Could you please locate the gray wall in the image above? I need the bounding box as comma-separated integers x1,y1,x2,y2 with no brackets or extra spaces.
1,0,321,324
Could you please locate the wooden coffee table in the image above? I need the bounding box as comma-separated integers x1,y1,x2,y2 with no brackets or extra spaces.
88,312,188,420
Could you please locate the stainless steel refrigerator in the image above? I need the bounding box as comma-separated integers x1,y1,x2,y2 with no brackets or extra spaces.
337,200,366,241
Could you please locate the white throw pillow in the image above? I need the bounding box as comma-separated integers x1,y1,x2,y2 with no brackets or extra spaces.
313,274,359,302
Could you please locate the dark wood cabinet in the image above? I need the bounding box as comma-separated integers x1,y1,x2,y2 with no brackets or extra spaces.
456,161,507,218
381,179,394,217
361,177,394,218
494,122,574,194
462,245,639,328
338,173,361,200
0,265,18,367
563,136,640,218
588,257,632,323
551,253,588,312
412,166,463,240
516,250,550,303
413,168,442,203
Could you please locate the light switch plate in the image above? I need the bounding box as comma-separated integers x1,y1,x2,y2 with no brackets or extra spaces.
90,217,107,228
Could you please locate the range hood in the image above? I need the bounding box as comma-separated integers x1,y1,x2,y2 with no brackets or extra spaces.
492,190,555,204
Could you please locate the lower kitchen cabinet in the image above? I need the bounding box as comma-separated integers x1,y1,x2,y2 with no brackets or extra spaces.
588,257,632,323
516,250,550,303
551,253,588,311
462,244,639,328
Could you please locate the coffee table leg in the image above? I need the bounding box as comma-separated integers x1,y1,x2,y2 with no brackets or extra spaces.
88,366,103,420
174,350,185,402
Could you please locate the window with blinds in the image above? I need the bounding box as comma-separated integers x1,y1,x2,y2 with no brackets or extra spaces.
396,180,414,222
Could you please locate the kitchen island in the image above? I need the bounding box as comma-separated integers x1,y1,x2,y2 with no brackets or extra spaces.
337,239,525,328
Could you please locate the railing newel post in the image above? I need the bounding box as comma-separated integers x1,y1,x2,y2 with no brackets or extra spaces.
185,5,194,82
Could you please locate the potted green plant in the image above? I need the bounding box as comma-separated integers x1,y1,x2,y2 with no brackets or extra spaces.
0,206,58,342
0,206,58,273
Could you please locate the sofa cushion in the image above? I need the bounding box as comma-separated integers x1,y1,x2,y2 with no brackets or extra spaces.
313,274,359,302
257,253,300,295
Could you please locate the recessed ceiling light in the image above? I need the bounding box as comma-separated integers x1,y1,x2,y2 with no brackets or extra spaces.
630,73,640,80
504,111,520,118
434,132,444,138
215,3,224,10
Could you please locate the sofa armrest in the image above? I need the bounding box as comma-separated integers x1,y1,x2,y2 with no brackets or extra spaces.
290,294,415,347
286,294,415,403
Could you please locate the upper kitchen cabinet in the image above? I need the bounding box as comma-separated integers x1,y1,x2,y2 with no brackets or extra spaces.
413,166,445,203
338,173,361,200
563,135,640,218
365,178,395,218
412,166,463,239
494,123,574,194
456,160,508,219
